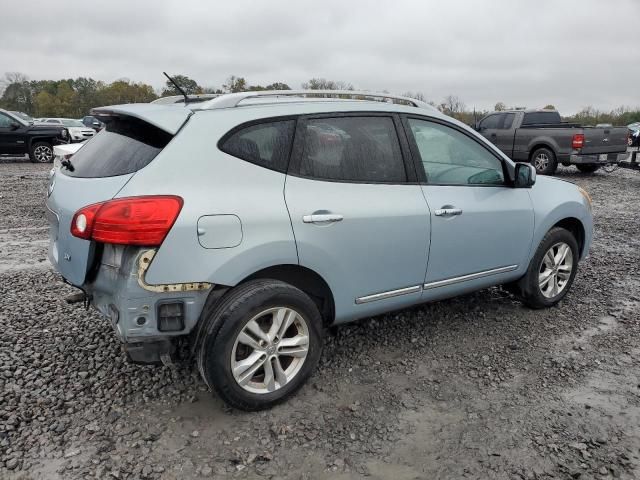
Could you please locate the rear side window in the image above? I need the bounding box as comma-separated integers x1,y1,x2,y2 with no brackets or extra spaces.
502,113,515,129
221,120,295,172
62,117,172,178
522,111,561,125
298,116,406,183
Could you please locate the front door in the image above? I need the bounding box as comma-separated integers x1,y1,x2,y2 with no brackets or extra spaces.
0,112,25,155
404,116,534,299
285,114,431,322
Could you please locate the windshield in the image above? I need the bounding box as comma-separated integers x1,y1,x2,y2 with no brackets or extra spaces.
60,119,85,127
10,111,33,123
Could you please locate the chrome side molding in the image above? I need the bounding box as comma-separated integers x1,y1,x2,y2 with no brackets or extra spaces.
355,285,422,304
355,265,518,304
423,265,518,290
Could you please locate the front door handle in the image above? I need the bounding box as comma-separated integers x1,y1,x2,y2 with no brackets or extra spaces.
434,208,463,217
302,213,344,224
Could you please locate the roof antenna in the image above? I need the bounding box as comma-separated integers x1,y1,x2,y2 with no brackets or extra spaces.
163,72,188,103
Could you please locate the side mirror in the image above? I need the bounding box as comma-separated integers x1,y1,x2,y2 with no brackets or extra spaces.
9,122,20,130
515,163,536,188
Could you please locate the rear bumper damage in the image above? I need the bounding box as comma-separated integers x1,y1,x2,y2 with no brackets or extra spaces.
77,245,212,364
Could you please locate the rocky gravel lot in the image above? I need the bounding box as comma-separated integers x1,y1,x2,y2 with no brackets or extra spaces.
1,160,639,480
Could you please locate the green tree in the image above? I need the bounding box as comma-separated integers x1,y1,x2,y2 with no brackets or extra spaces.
223,76,248,93
543,104,556,110
161,74,202,96
494,102,506,111
265,82,291,90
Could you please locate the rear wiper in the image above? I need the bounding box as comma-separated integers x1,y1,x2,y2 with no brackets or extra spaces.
61,159,75,172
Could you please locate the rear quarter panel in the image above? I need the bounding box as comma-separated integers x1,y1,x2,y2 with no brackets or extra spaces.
114,110,299,286
514,128,575,160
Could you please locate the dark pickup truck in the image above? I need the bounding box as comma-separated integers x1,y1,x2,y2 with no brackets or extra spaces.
476,109,629,174
0,108,69,163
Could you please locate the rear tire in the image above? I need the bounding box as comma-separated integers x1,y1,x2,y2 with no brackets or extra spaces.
197,279,323,411
531,147,557,175
576,164,600,174
29,142,54,163
519,227,579,309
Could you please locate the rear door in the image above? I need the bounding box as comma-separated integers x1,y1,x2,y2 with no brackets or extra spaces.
46,115,177,286
403,116,534,298
285,114,431,322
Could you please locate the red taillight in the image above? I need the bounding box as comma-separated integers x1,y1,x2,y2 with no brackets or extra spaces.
71,196,183,246
572,133,585,149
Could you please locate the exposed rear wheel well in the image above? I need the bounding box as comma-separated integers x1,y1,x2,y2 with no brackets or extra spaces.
553,218,585,257
243,265,335,326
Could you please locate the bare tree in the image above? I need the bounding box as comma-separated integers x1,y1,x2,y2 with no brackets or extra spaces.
494,102,506,111
439,95,466,116
403,91,426,102
301,78,354,90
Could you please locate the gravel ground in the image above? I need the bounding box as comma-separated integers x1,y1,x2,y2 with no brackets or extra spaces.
1,160,639,480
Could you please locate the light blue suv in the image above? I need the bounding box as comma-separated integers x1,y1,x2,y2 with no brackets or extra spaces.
46,91,593,410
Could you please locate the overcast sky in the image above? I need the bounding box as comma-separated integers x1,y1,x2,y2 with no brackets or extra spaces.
2,0,638,114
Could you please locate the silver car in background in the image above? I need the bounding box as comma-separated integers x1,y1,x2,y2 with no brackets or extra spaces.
46,90,593,410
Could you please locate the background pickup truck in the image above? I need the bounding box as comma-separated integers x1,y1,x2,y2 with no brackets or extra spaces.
476,109,629,174
0,108,69,163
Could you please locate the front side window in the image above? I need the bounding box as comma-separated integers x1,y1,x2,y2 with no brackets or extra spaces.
298,116,406,182
408,118,505,186
479,114,500,130
0,113,13,128
221,120,295,172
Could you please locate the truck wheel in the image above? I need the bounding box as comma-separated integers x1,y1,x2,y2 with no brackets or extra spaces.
576,164,600,174
531,147,557,175
197,279,323,411
518,227,579,309
29,142,54,163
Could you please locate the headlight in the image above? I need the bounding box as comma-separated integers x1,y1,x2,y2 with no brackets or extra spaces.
578,186,592,211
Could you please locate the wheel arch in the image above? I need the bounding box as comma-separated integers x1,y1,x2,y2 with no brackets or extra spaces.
552,217,586,258
528,143,557,162
241,264,335,326
28,136,56,150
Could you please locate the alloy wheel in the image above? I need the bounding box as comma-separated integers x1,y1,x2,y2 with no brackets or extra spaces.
34,145,53,163
534,153,549,172
231,307,310,394
538,242,573,298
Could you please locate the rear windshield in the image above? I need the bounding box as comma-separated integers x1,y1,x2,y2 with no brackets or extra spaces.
522,111,561,125
62,117,172,178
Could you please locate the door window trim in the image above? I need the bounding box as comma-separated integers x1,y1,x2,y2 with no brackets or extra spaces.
400,114,514,187
288,112,418,185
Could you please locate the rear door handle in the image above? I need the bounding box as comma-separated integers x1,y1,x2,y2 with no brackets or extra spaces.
434,208,463,217
302,213,344,224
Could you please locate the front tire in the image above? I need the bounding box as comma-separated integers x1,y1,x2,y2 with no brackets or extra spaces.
519,227,579,309
197,279,323,411
29,142,54,163
531,147,557,175
576,164,600,174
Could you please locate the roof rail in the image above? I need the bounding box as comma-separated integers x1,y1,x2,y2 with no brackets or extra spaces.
193,89,432,110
